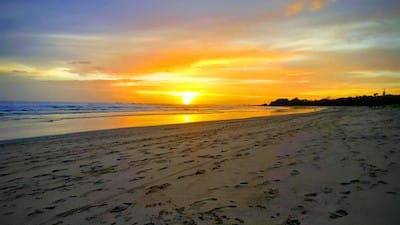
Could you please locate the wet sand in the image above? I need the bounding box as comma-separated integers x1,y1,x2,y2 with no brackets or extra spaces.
0,107,399,225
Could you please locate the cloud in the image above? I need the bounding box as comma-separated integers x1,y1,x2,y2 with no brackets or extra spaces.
73,42,298,78
0,64,119,81
68,60,91,65
286,0,336,16
286,2,306,16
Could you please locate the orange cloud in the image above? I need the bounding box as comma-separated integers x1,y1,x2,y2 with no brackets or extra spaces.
286,0,335,16
74,42,298,78
286,2,305,16
311,0,322,10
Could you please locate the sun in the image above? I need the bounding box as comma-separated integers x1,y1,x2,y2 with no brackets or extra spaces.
180,92,198,105
169,91,199,105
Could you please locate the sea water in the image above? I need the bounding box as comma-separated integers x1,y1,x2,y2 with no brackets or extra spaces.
0,101,317,141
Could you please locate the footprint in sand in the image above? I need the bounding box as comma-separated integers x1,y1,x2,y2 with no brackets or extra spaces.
285,218,301,225
290,170,300,176
44,206,56,210
234,182,249,188
190,197,218,207
145,202,164,208
158,166,168,171
264,188,280,200
322,187,333,194
340,191,351,195
110,203,132,213
304,192,318,202
146,183,171,194
130,176,145,182
292,205,307,215
329,209,348,219
304,192,317,197
27,209,44,217
177,170,206,179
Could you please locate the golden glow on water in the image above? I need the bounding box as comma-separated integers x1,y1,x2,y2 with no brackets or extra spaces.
183,114,191,123
0,107,320,141
77,107,318,129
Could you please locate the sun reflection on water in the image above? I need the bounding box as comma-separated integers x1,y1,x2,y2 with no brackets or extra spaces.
183,114,191,123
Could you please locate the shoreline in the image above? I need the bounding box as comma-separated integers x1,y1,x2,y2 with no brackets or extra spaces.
0,106,321,144
1,107,399,225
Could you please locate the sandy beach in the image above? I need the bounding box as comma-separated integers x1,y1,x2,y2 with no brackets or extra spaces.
0,107,399,225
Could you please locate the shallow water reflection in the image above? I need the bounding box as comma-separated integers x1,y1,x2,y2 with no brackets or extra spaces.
0,106,320,141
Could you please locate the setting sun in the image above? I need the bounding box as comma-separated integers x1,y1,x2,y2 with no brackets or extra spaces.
169,92,199,105
182,92,198,105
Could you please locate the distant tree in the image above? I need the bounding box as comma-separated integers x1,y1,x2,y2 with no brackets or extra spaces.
268,94,400,106
269,98,290,106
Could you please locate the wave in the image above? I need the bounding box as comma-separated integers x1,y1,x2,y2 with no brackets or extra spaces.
0,101,268,122
0,102,155,116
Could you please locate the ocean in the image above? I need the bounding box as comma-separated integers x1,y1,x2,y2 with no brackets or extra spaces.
0,102,317,141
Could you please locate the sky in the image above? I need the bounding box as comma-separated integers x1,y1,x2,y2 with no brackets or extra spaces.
0,0,399,105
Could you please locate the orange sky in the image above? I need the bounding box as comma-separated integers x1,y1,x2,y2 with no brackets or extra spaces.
1,0,399,105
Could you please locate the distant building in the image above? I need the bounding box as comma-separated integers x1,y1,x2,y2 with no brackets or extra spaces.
383,88,386,96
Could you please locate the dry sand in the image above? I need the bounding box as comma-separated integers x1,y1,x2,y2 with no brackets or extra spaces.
0,107,399,225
